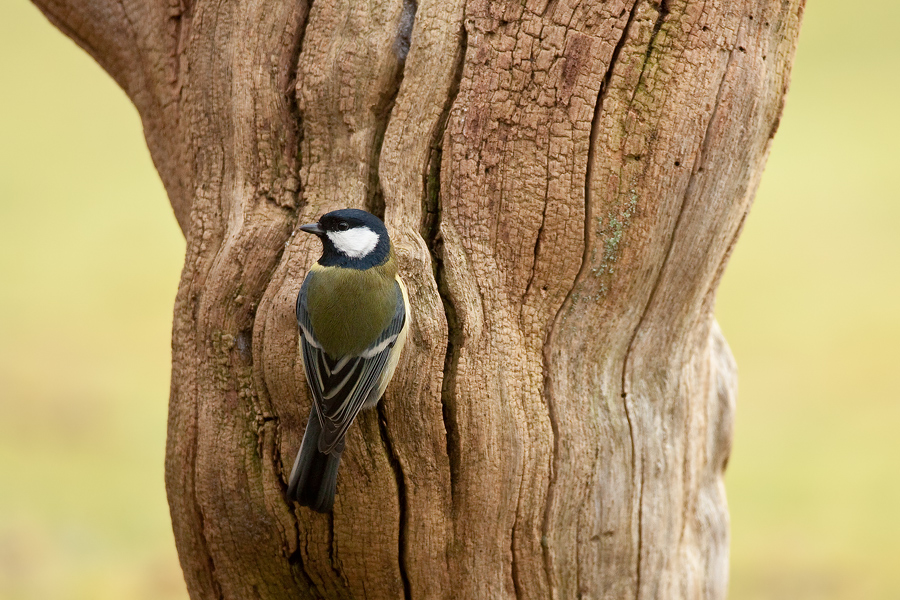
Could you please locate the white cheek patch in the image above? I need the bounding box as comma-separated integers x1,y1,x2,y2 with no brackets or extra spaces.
327,226,380,258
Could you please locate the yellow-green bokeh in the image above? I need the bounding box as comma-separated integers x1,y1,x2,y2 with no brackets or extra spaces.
0,2,185,599
1,1,897,599
717,2,900,599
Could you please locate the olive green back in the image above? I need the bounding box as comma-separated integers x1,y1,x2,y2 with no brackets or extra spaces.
305,256,399,357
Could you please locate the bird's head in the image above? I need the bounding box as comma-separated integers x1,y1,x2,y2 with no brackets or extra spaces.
299,208,392,269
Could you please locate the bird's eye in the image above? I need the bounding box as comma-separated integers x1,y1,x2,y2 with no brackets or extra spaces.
337,221,350,231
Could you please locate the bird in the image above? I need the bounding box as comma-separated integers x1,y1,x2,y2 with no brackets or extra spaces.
286,208,410,513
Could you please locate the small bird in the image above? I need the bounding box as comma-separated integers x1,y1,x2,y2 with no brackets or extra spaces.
287,208,410,513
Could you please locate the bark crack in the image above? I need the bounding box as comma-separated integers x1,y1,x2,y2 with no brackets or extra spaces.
522,141,553,303
613,4,671,596
629,0,669,107
368,2,418,219
377,409,412,600
619,17,739,599
394,0,417,63
423,23,467,508
542,2,641,596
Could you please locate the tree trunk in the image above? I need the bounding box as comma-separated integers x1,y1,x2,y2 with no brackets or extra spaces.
33,0,804,597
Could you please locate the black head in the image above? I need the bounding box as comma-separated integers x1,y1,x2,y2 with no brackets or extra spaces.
299,208,392,269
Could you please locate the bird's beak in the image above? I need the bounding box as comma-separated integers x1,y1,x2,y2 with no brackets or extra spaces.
299,222,325,236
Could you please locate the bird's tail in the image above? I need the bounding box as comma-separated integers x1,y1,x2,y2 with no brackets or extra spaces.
287,408,344,513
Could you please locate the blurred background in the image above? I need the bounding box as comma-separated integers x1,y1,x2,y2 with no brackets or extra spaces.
1,1,897,598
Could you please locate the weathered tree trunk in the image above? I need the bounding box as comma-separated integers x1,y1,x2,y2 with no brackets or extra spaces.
33,0,804,597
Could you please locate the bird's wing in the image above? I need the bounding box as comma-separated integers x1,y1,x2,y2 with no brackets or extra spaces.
296,278,407,453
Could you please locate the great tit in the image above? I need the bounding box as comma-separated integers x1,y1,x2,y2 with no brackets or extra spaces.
286,208,410,513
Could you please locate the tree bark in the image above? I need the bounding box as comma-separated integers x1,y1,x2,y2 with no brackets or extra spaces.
33,0,804,597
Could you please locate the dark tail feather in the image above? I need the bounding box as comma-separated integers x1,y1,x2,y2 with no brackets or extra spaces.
287,408,343,513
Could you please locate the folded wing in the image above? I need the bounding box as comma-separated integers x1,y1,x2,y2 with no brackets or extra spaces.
296,279,407,453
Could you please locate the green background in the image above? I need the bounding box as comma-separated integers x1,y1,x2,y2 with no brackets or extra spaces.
1,1,897,598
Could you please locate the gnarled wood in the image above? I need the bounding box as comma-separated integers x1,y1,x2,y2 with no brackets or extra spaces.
33,0,804,597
